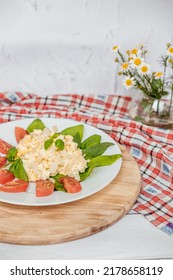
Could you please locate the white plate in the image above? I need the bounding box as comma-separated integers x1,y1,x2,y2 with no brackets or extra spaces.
0,118,122,206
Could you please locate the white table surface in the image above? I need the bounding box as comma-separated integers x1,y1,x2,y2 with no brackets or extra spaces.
1,213,173,260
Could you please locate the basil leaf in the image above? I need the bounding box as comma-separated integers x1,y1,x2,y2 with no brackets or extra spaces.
88,154,122,168
73,133,81,146
9,159,28,181
61,124,84,142
80,154,122,181
27,118,46,133
50,174,65,181
44,138,53,150
79,166,93,181
55,139,64,150
80,134,101,149
52,133,60,139
83,142,114,159
50,174,66,192
55,185,67,192
6,147,18,162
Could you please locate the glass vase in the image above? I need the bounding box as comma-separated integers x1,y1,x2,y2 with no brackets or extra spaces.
128,91,173,129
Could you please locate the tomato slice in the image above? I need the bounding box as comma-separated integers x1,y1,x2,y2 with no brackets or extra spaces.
0,170,15,184
59,176,82,193
15,127,28,143
36,180,55,197
0,180,29,193
0,138,12,155
0,156,7,168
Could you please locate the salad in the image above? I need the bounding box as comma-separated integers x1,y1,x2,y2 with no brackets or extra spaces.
0,118,122,197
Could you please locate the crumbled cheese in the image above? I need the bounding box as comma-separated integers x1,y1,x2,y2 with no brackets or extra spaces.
17,127,88,181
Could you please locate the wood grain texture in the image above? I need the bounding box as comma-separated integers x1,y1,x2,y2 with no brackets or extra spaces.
0,146,141,245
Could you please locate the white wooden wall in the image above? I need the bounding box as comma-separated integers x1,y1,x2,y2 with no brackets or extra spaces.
0,0,172,96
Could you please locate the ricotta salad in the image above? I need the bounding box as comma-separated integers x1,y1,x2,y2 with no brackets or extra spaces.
0,119,122,197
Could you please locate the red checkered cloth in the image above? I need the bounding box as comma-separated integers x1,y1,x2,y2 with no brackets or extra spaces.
0,92,173,236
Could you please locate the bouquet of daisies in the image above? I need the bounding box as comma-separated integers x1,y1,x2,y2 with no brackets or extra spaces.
113,44,173,102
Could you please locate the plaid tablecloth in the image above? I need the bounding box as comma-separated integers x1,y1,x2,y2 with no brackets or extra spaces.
0,92,173,236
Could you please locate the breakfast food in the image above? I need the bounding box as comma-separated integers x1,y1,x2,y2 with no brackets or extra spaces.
0,119,122,197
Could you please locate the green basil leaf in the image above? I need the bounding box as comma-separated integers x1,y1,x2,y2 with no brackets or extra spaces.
27,118,46,133
79,166,93,181
44,139,53,150
9,159,28,181
54,181,66,192
80,134,101,149
88,154,122,168
83,142,114,159
61,124,84,142
80,154,122,181
73,133,81,146
50,174,66,192
50,174,65,181
55,185,67,192
51,133,60,139
6,147,18,162
55,139,64,150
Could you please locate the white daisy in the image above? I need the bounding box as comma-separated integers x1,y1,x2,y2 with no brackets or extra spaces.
167,46,173,57
112,45,119,53
123,77,136,89
130,57,144,68
130,48,142,58
121,62,129,72
154,72,163,79
138,63,151,75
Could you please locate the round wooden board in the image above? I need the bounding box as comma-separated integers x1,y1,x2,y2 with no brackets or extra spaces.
0,146,141,245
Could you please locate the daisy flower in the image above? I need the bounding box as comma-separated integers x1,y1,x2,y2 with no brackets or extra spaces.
130,57,144,68
112,45,119,53
168,58,173,64
154,72,163,79
138,63,151,75
167,45,173,57
123,77,136,89
130,48,142,57
121,62,129,72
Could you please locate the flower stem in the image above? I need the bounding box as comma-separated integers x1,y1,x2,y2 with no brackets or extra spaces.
157,99,160,115
168,65,173,115
168,87,173,116
118,50,125,63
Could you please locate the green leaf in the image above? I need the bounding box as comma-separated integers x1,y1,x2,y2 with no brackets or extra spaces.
54,185,67,192
80,134,101,149
55,139,64,150
50,174,66,192
61,124,84,142
83,142,114,159
27,118,46,133
44,138,53,150
50,173,65,181
79,166,93,181
6,147,18,162
80,154,122,181
88,154,122,168
9,159,28,181
73,133,81,146
52,133,60,139
151,79,162,90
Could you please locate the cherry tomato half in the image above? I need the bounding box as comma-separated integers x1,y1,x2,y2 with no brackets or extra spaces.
36,180,55,197
0,156,7,168
0,138,12,155
59,176,82,193
0,170,15,184
0,180,29,192
15,127,28,143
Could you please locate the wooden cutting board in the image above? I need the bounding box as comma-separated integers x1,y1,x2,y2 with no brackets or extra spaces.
0,145,141,245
